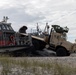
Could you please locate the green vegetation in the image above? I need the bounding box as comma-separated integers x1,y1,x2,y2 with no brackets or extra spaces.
0,57,75,75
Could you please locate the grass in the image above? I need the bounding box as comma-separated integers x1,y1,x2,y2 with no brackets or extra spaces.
0,57,75,75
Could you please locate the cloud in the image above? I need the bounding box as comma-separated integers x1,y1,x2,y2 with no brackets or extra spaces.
0,0,76,42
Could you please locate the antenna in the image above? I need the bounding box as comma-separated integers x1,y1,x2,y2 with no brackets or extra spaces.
37,23,39,32
2,16,9,23
44,23,50,34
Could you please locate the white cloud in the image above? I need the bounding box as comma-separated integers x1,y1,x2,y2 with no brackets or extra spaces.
0,0,76,42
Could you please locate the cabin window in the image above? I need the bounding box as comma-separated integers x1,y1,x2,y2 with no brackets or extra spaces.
3,25,13,30
5,25,10,30
61,35,66,40
8,25,13,30
2,25,6,30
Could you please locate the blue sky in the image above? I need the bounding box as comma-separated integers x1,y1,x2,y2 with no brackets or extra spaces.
0,0,76,42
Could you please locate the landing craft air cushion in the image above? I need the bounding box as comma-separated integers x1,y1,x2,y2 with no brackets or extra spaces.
0,16,34,56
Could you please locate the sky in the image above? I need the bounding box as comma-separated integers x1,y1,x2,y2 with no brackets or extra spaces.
0,0,76,42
